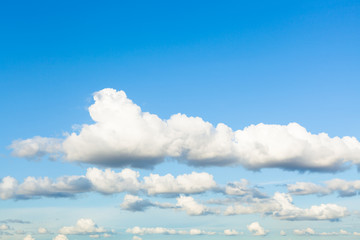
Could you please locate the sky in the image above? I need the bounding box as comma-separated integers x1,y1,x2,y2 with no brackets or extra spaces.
1,0,360,240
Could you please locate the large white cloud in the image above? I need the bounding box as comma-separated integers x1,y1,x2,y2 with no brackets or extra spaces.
225,192,349,221
288,179,360,197
10,88,360,172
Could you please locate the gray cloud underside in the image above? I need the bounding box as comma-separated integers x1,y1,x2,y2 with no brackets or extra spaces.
10,88,360,172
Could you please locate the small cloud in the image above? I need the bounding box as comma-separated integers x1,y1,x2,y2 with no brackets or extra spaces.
247,222,268,236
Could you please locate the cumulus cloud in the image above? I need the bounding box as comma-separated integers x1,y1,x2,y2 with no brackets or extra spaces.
280,230,286,236
38,227,48,234
224,179,267,198
126,226,215,235
224,229,239,236
120,194,155,212
10,137,63,160
288,179,360,197
0,168,218,200
247,222,268,236
0,175,91,200
0,224,9,230
176,195,217,216
53,234,68,240
143,172,216,195
86,168,141,194
225,192,348,221
10,88,360,172
294,228,350,236
59,218,110,235
23,235,35,240
132,236,142,240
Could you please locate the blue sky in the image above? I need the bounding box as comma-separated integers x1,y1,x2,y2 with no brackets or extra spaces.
1,1,360,240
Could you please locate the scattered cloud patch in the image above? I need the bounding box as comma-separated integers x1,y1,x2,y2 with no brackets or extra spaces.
225,192,348,221
288,179,360,197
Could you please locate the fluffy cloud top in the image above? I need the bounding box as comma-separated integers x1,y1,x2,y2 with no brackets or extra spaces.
10,88,360,172
23,235,35,240
53,234,68,240
59,218,109,235
247,222,268,236
288,179,360,197
225,192,348,221
176,195,217,216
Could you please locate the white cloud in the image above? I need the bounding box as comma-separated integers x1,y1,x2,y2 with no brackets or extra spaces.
143,172,216,195
10,136,62,160
126,226,215,235
53,234,68,240
224,229,239,236
133,236,142,240
247,222,268,236
280,230,286,236
0,168,217,200
59,218,109,235
10,88,360,172
288,179,360,197
120,194,154,212
0,176,18,200
294,228,350,236
38,227,48,234
176,195,216,216
0,224,9,230
23,235,35,240
225,192,348,221
293,227,315,235
86,168,141,194
89,235,100,238
354,232,360,236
